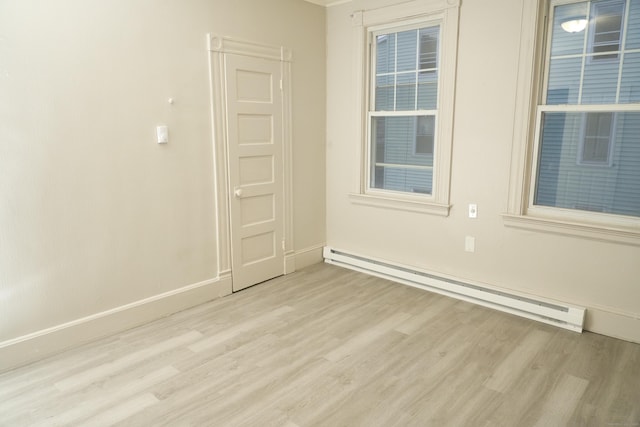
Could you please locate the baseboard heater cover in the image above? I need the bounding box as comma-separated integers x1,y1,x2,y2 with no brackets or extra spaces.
323,247,585,333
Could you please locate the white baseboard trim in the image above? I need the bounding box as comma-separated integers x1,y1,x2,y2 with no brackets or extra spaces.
285,250,297,274
584,306,640,344
0,275,233,373
285,244,325,273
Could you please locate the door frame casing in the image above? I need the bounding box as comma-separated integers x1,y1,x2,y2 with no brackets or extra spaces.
207,34,295,281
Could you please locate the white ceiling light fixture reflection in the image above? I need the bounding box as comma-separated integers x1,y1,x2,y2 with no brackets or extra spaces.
561,18,588,33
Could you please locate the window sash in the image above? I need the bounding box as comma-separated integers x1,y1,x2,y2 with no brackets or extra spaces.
530,104,640,218
543,0,640,105
368,111,438,163
366,110,438,198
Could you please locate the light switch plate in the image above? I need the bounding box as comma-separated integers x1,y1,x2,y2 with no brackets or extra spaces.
157,125,169,144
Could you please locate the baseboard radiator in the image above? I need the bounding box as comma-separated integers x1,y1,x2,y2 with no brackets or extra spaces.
323,247,585,333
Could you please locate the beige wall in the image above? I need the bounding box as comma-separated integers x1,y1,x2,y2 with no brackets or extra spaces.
326,0,640,342
0,0,325,356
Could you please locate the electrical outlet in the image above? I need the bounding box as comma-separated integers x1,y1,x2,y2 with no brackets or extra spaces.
465,236,475,252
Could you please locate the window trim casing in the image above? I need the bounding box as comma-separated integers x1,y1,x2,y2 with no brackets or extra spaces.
349,0,460,217
504,0,640,246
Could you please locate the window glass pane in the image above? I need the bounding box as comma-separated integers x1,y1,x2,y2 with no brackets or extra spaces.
395,73,417,110
581,112,613,163
535,113,583,212
396,30,417,72
626,0,640,49
371,116,433,167
582,56,620,103
370,116,434,193
417,71,438,110
620,52,640,102
535,112,640,217
415,115,435,155
376,75,395,111
376,34,396,74
419,27,439,70
612,112,640,216
589,0,625,58
374,25,439,113
551,2,588,56
547,57,582,104
372,166,433,194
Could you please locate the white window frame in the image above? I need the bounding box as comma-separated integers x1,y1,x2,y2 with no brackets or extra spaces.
504,0,640,246
348,0,460,217
368,22,439,193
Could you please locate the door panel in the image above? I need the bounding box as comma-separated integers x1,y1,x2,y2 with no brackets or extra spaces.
240,194,275,226
225,54,284,291
238,115,273,143
238,155,274,185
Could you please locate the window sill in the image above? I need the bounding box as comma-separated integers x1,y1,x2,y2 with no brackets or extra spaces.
349,193,451,217
502,213,640,247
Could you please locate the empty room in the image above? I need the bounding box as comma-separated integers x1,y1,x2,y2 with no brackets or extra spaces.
1,0,639,425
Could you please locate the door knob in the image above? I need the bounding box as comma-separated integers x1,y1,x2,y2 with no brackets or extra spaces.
234,188,243,198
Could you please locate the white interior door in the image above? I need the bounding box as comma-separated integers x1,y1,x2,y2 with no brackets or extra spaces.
225,53,284,292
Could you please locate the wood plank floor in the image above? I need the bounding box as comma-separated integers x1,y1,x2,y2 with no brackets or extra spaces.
1,263,639,426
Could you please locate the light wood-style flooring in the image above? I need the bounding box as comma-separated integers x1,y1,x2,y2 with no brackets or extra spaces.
1,263,639,426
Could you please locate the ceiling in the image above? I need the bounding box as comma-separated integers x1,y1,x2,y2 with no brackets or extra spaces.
303,0,351,6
